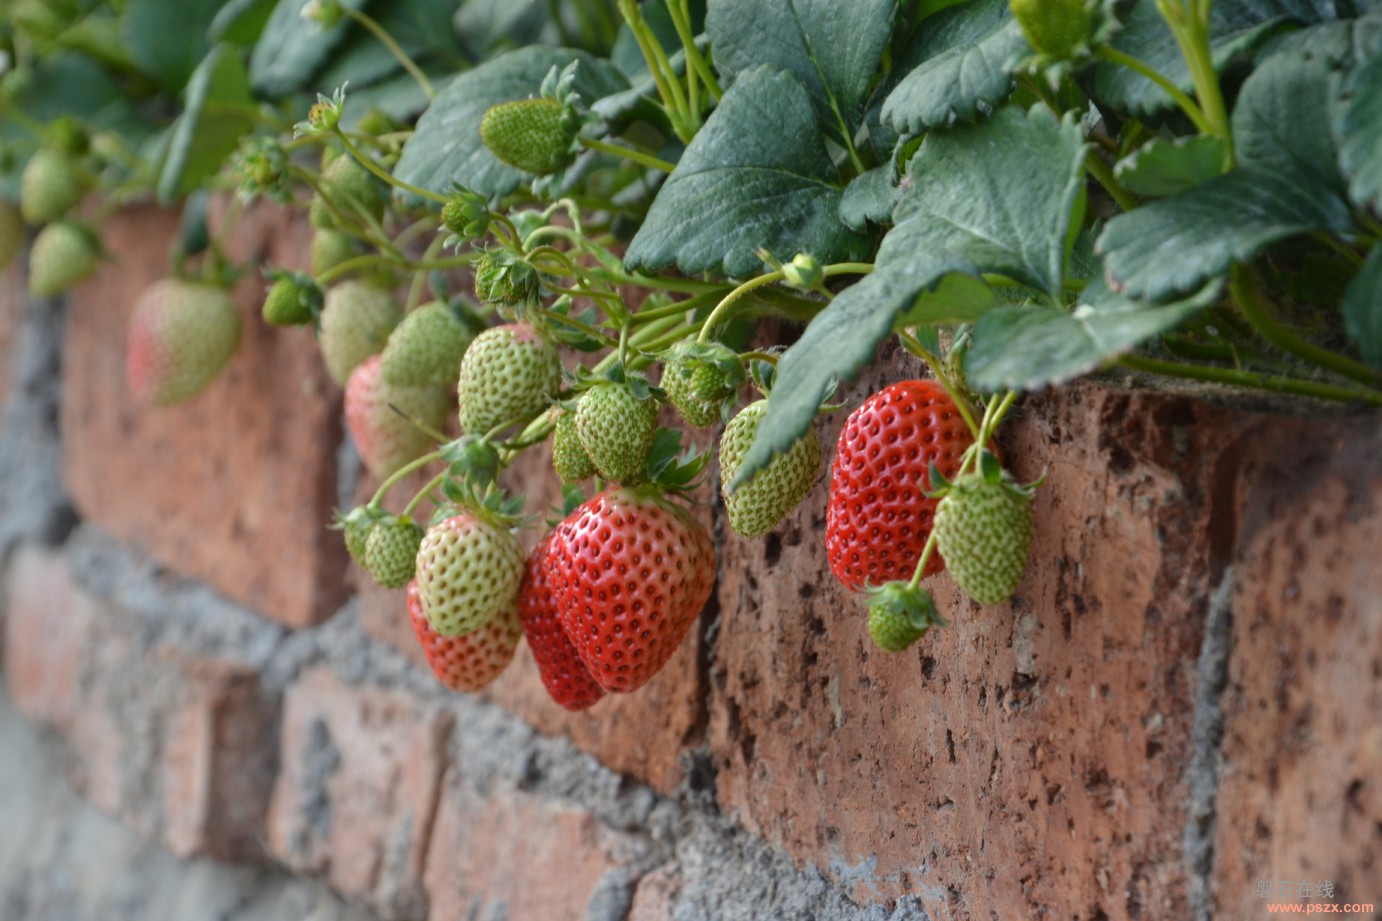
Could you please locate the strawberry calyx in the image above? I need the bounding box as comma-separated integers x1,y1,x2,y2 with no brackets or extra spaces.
864,581,944,652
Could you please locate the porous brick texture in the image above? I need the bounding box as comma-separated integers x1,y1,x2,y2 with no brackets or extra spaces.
0,205,1378,921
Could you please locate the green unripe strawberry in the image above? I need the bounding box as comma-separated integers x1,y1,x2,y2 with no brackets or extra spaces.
473,250,540,308
719,400,820,539
28,221,99,297
319,281,404,385
315,154,388,230
126,279,243,406
262,271,321,326
661,342,744,428
441,188,490,243
480,97,576,176
575,382,658,484
338,505,386,566
0,199,22,269
379,301,474,387
311,228,361,277
364,515,425,589
552,409,597,483
1010,0,1092,60
932,454,1036,605
456,322,562,435
863,582,940,653
20,149,84,224
415,512,525,636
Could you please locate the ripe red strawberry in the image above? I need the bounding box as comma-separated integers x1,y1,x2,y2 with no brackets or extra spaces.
456,322,562,435
826,380,974,591
517,530,605,711
407,581,521,693
414,511,525,636
126,279,242,406
344,354,449,478
549,488,716,694
319,280,403,385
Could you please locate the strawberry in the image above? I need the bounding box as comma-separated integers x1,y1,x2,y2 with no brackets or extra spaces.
0,199,23,269
931,453,1036,605
456,322,562,435
126,279,243,406
414,511,525,636
473,250,541,308
319,280,403,385
574,382,658,484
28,220,99,297
261,271,321,326
517,530,605,710
826,380,974,592
344,354,449,478
552,409,597,483
337,504,386,566
314,154,387,230
363,514,425,589
549,488,716,694
719,399,820,539
864,582,940,653
660,341,744,428
379,301,474,387
20,149,83,224
1010,0,1092,60
408,581,521,693
311,229,362,277
480,97,576,176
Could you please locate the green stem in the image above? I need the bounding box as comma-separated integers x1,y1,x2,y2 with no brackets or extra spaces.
629,289,726,325
1095,46,1214,136
1120,355,1382,406
668,0,721,101
542,309,619,347
1156,0,1234,166
1230,265,1382,389
335,131,447,205
581,137,676,173
342,6,436,99
402,471,447,518
907,529,940,591
696,262,874,343
618,0,691,139
406,234,446,312
1085,151,1139,212
369,449,446,508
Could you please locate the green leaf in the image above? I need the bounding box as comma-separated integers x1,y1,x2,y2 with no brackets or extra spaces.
881,0,1025,135
1087,0,1336,116
893,272,998,326
1342,246,1382,367
729,255,981,489
883,105,1087,302
1234,50,1347,196
1114,135,1228,197
341,70,450,129
120,0,223,90
157,45,258,203
248,0,367,99
624,66,872,277
839,164,899,231
393,47,628,200
313,0,463,93
706,0,895,142
1097,167,1352,301
1338,52,1382,214
209,0,277,47
965,276,1221,392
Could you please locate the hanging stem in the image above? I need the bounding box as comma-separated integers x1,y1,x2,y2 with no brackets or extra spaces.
580,137,676,173
334,131,448,205
1120,354,1382,406
341,6,436,99
1095,46,1214,136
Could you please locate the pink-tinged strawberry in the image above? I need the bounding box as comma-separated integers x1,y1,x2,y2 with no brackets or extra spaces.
126,279,242,406
319,280,403,385
826,380,975,591
408,581,521,693
456,322,562,435
344,354,449,478
549,488,716,694
518,530,605,711
414,511,525,636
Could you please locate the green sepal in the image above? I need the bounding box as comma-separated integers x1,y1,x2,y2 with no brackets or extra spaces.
979,449,1002,485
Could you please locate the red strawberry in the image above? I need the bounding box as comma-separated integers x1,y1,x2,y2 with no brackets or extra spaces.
343,354,449,478
517,531,605,711
407,581,521,693
126,279,242,406
549,488,716,694
826,380,975,591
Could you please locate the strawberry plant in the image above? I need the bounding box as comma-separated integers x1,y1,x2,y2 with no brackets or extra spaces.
3,0,1379,695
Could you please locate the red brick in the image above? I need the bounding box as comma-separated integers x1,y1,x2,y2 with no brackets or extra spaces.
628,863,682,921
268,666,453,920
423,779,646,921
1212,421,1382,919
61,202,348,628
710,365,1247,918
0,265,20,407
2,544,90,729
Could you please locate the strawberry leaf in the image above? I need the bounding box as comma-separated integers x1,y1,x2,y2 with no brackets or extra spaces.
1234,51,1348,197
839,164,900,231
624,66,872,277
248,0,367,98
157,46,258,203
1338,51,1382,215
1114,136,1228,198
1342,247,1382,369
121,0,223,91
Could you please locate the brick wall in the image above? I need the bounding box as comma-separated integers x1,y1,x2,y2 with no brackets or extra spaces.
0,205,1378,921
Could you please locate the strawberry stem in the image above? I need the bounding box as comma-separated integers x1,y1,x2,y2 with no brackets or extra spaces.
341,6,436,99
580,137,676,174
369,449,446,509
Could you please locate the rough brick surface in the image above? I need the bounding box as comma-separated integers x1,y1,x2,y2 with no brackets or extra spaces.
268,666,453,920
628,862,682,921
1211,420,1382,919
61,203,347,628
0,267,20,407
3,543,91,729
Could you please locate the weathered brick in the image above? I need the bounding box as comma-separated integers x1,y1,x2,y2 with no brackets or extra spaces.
710,359,1251,919
424,777,649,921
628,862,682,921
268,666,453,920
0,265,21,407
1211,420,1382,919
2,543,90,729
61,202,347,628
